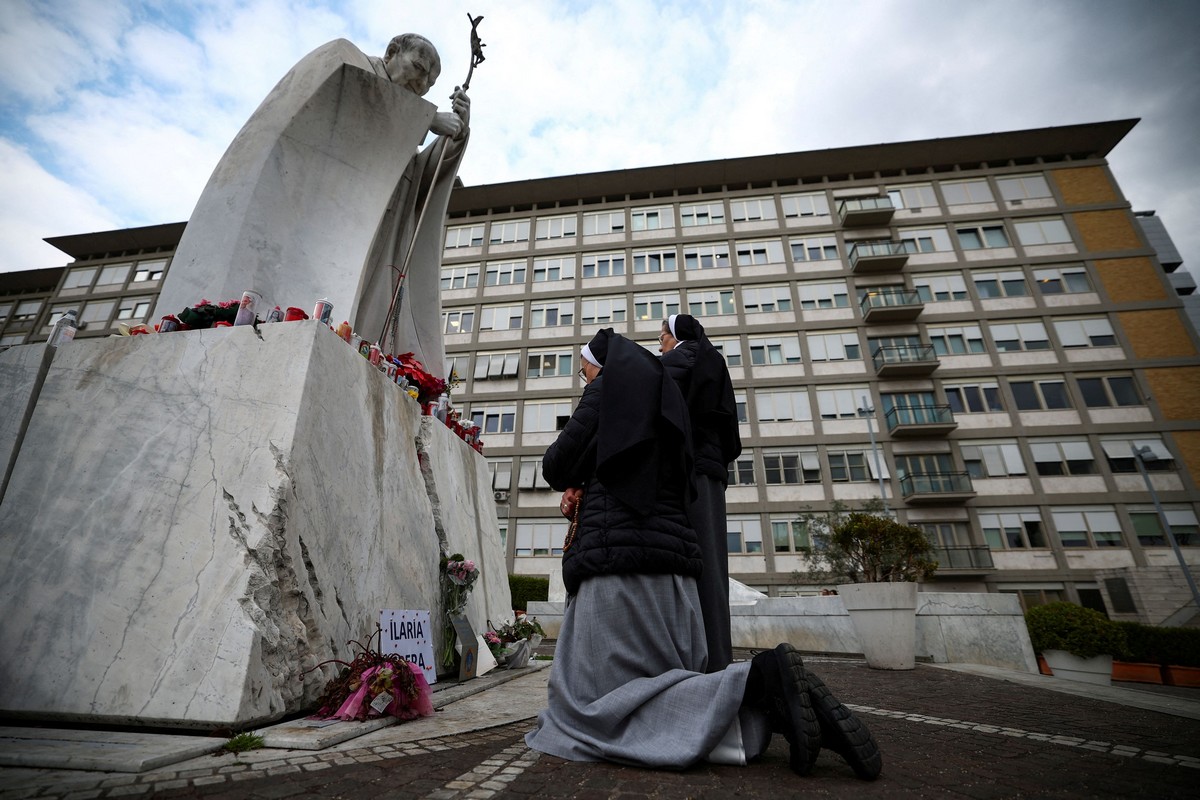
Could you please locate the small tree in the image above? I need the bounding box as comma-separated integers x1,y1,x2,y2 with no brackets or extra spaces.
805,501,938,583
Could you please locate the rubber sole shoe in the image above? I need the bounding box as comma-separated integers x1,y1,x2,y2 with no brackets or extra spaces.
759,644,821,776
803,667,883,781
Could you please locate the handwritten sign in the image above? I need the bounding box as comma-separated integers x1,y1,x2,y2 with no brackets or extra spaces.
380,610,436,685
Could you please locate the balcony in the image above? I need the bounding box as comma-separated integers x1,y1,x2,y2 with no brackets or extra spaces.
900,472,976,504
872,344,940,377
932,545,995,572
848,240,909,273
885,404,957,437
859,287,923,322
838,196,896,227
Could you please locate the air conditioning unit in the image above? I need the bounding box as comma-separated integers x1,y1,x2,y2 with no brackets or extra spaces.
493,490,510,503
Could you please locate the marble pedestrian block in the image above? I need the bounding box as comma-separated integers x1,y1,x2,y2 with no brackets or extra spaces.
0,322,511,728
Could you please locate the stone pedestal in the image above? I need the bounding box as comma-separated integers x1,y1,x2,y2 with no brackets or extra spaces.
0,322,510,728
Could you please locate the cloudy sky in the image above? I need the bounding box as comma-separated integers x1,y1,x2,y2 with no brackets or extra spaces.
2,0,1198,275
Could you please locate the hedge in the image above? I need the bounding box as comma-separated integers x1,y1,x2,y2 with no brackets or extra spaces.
1117,621,1200,667
509,574,550,614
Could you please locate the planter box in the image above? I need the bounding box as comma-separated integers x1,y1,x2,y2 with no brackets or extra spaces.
1042,649,1112,686
838,582,919,670
1111,661,1163,685
1162,664,1200,687
1037,654,1053,676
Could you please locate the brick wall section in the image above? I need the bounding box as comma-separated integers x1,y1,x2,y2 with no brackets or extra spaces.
1094,257,1169,302
1117,310,1197,359
1051,166,1118,204
1170,430,1200,488
1074,209,1142,253
1144,367,1200,421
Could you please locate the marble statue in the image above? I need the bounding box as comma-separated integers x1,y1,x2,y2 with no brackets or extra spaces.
152,33,471,376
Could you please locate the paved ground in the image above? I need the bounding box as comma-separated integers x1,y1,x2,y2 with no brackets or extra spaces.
4,647,1200,799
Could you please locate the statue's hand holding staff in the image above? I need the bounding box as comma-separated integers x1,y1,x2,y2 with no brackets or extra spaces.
430,87,470,139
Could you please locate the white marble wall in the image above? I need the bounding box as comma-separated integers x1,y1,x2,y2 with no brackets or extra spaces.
0,322,511,728
0,343,52,498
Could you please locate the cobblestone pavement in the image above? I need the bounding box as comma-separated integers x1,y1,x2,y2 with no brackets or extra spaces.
5,652,1199,799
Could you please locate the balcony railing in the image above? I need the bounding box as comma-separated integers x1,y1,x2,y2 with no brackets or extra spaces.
900,472,976,504
932,545,995,571
838,196,896,227
848,240,909,272
872,344,939,376
885,404,957,436
859,287,923,322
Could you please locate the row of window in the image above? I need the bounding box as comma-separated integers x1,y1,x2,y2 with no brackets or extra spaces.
446,174,1058,249
57,259,168,294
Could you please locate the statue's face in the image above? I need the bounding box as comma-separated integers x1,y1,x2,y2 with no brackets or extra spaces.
387,42,441,96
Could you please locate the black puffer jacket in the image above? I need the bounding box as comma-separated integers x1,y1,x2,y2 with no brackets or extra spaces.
543,375,702,595
661,340,742,484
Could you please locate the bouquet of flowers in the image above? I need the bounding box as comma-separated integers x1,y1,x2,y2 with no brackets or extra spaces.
393,352,448,404
177,298,241,329
439,553,479,669
484,630,505,660
303,627,433,722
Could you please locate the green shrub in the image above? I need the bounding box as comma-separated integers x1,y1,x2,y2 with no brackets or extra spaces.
1025,602,1129,660
1115,621,1200,667
508,574,549,613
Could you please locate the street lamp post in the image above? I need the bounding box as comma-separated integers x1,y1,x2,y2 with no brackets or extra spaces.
1132,443,1200,610
858,395,887,508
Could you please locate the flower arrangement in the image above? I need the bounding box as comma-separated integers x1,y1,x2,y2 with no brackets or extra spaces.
484,630,505,660
177,298,241,329
303,627,433,721
392,352,448,404
493,614,546,645
439,553,480,670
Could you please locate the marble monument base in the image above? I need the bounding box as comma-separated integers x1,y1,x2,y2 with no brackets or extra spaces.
0,321,510,729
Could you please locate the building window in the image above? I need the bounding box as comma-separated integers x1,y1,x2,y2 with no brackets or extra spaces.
486,457,513,490
447,355,469,384
441,264,480,290
1033,265,1091,295
727,516,764,554
1077,375,1139,408
927,325,986,355
944,382,1004,414
755,389,811,422
962,442,1026,478
490,219,530,245
973,270,1027,298
523,400,573,433
687,289,736,317
913,273,968,302
532,256,576,282
79,300,115,328
1053,317,1117,348
445,224,484,249
899,226,953,253
979,509,1046,549
735,239,785,266
45,304,74,328
683,243,731,270
470,404,516,434
1029,439,1096,476
808,331,861,361
1100,438,1173,473
12,300,42,322
583,210,626,236
997,174,1052,202
772,518,811,552
789,235,839,262
921,521,970,548
956,222,1010,250
710,336,742,366
781,192,830,218
632,247,678,273
96,263,131,288
886,183,938,210
115,296,152,321
517,458,553,490
797,281,849,310
133,259,167,282
443,309,475,334
734,390,748,423
763,449,821,484
631,205,673,231
0,303,11,323
816,387,866,420
728,449,756,485
582,252,625,278
633,292,681,321
514,521,565,556
535,214,577,241
1011,379,1071,410
480,304,524,331
473,351,520,381
990,321,1050,352
62,268,96,289
1014,218,1072,246
742,285,792,313
730,196,777,222
747,334,802,365
528,301,572,328
527,349,573,378
485,260,527,286
941,179,995,206
581,297,627,324
1130,508,1198,547
680,202,725,227
1052,508,1123,548
827,449,871,482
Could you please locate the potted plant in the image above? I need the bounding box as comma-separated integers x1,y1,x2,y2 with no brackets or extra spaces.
807,503,938,670
1025,602,1129,686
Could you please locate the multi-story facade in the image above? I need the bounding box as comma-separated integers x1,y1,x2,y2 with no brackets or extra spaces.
4,120,1198,620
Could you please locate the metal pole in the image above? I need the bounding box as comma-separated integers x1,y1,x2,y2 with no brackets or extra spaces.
1132,443,1200,610
860,395,887,507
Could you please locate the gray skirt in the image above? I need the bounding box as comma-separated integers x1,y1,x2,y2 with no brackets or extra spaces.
525,572,758,769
